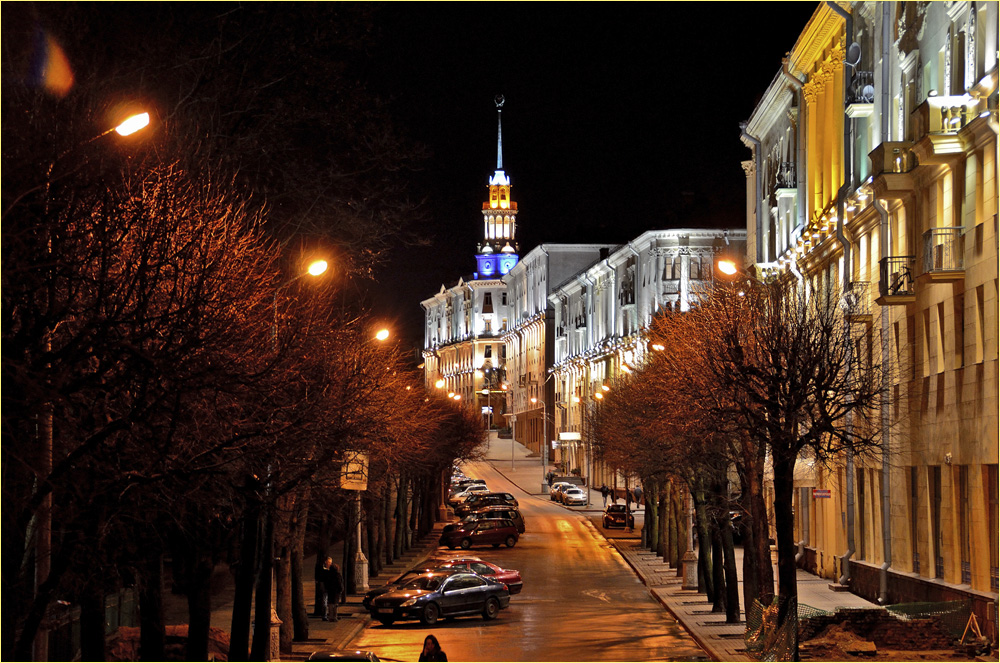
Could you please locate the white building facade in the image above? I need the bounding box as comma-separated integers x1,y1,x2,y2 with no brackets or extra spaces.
547,229,747,487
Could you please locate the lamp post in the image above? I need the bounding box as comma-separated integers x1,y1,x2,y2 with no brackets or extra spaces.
29,111,149,663
257,258,328,660
531,397,549,494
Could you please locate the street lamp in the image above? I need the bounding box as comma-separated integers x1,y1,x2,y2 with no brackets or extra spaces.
29,110,150,663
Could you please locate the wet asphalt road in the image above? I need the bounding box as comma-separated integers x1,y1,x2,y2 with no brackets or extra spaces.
348,461,709,661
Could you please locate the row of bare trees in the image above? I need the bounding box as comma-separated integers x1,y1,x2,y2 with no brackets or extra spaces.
593,278,883,659
3,5,478,661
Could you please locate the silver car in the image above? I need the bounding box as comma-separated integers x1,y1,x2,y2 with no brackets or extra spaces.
562,487,587,506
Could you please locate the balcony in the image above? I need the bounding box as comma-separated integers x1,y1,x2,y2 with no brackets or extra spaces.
877,256,916,305
919,227,964,283
846,71,875,118
869,141,916,200
911,95,979,165
841,281,871,323
777,161,797,189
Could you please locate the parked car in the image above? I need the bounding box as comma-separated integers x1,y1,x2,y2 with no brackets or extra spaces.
362,566,452,610
466,506,525,533
439,518,519,550
602,504,635,529
436,557,523,595
550,482,575,501
455,492,518,516
369,571,510,626
561,487,587,506
448,483,489,506
306,651,384,661
451,477,485,490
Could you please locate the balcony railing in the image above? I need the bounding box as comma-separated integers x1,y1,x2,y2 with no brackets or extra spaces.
912,95,978,139
922,227,964,275
777,161,796,189
848,71,875,104
879,256,916,299
842,280,871,320
869,141,916,177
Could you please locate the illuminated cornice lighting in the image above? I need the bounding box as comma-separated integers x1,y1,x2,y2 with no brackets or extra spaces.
651,343,665,352
453,394,461,401
572,396,581,403
448,391,455,398
435,379,445,389
601,384,610,392
594,392,603,400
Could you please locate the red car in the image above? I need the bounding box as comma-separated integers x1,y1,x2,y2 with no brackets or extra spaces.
437,557,523,595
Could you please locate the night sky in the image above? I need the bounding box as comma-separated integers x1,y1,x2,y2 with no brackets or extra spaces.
365,2,820,348
8,2,822,350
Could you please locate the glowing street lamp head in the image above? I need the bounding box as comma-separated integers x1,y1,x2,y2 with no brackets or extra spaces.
530,397,538,404
375,328,390,341
453,394,461,401
435,379,445,389
594,392,603,400
115,112,150,136
307,260,328,277
717,259,739,276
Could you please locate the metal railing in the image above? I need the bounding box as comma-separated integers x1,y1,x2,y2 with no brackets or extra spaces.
842,280,871,318
879,256,916,297
777,161,796,188
922,227,964,273
849,70,875,104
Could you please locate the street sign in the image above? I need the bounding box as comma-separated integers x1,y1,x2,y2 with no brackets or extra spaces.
812,488,831,499
340,451,369,491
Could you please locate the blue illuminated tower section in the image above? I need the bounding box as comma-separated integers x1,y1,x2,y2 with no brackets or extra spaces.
476,95,519,278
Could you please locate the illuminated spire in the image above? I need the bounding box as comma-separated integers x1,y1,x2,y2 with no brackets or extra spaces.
495,94,504,169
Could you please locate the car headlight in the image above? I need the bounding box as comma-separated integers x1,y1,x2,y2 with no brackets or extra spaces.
401,598,417,607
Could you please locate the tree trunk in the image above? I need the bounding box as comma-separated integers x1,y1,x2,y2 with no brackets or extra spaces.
394,477,407,558
366,499,380,578
659,487,669,561
229,502,259,662
249,503,274,661
382,481,394,566
694,489,714,598
773,453,798,620
185,551,213,662
742,438,774,606
274,491,295,654
721,511,741,623
138,550,165,661
312,514,330,617
711,519,726,613
672,485,686,570
644,479,658,553
291,494,310,641
79,583,107,661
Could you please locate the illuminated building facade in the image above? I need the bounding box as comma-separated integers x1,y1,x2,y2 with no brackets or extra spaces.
742,1,997,620
547,228,746,485
421,99,516,421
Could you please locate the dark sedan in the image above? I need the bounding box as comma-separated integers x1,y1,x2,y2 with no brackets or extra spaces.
436,558,523,595
369,571,510,626
362,566,446,610
602,504,635,529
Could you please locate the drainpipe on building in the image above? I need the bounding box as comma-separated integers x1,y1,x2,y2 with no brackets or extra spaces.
828,0,856,587
875,0,893,605
739,122,765,264
788,255,805,284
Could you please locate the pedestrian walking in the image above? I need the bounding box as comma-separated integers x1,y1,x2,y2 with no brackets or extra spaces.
600,484,609,507
633,484,643,506
314,557,328,617
419,634,448,661
320,557,345,621
625,487,632,510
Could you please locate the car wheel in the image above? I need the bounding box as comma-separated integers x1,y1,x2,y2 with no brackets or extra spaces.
482,597,500,620
460,538,472,550
378,617,394,626
505,535,516,548
421,602,439,626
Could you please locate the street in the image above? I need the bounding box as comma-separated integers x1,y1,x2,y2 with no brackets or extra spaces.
348,461,709,661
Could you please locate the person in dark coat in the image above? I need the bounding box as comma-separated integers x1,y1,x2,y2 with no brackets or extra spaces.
600,484,610,507
419,634,447,661
320,557,345,621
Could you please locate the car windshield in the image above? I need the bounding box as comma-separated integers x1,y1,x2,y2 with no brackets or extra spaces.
401,576,443,591
607,505,626,513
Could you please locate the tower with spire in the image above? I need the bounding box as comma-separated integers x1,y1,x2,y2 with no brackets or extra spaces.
475,95,520,279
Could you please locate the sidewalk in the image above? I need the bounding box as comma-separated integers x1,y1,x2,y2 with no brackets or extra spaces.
482,434,878,662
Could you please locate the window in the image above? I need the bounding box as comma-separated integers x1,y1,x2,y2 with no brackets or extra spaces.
987,464,998,591
954,293,965,369
958,466,971,584
910,467,920,573
975,285,985,364
501,292,507,306
931,466,944,578
484,345,492,358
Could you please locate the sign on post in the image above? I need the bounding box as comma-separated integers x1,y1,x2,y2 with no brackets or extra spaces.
812,488,832,499
340,451,369,491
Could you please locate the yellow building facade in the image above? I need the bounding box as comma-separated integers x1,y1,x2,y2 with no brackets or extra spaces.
743,1,997,625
